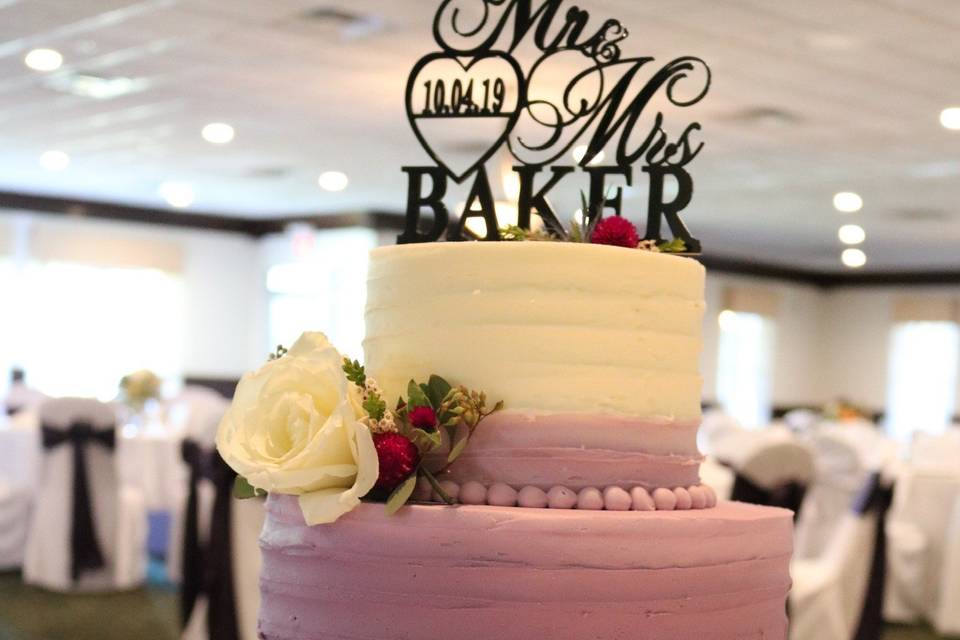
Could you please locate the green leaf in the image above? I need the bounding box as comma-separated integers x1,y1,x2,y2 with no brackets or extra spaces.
499,224,527,241
406,379,431,409
426,375,452,409
363,392,386,421
569,218,583,243
419,382,433,406
384,472,418,515
447,423,471,463
409,427,443,453
657,237,688,253
342,358,366,386
233,476,266,500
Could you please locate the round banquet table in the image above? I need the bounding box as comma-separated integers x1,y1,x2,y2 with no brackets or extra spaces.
0,412,41,568
117,421,187,512
0,412,41,489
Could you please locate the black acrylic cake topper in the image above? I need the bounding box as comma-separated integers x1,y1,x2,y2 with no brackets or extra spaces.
399,0,711,253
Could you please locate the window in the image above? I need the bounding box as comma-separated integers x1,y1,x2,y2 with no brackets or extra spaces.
886,321,959,441
716,309,776,428
10,261,184,400
266,228,377,359
0,258,15,398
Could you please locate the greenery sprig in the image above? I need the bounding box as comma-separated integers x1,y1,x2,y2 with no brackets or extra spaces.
656,237,688,253
498,188,693,254
342,358,366,386
339,360,505,512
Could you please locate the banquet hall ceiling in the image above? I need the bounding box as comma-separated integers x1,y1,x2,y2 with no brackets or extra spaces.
0,0,958,271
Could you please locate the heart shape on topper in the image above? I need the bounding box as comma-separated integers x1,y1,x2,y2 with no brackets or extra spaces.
405,51,525,183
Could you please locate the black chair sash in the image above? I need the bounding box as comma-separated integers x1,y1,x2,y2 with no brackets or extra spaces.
852,471,895,640
180,439,239,640
41,421,116,582
729,472,808,520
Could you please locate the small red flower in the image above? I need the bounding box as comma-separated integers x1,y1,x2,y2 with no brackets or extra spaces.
590,216,640,248
373,432,420,491
408,405,438,432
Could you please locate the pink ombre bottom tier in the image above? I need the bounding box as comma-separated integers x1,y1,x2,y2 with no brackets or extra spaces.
258,495,793,640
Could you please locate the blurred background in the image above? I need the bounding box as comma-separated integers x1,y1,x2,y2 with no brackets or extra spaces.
0,1,958,639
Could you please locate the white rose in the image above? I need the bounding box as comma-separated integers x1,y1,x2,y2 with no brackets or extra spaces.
216,332,378,525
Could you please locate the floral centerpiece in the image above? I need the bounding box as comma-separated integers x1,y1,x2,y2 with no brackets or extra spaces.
119,369,162,411
216,332,501,525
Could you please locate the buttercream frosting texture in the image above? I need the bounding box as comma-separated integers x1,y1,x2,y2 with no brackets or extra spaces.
258,496,793,640
364,242,705,419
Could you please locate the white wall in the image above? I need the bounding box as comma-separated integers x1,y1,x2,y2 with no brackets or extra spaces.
703,272,827,408
820,284,960,414
706,274,960,417
179,229,265,376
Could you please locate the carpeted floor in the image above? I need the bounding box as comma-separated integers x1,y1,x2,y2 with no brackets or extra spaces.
0,569,947,640
0,570,178,640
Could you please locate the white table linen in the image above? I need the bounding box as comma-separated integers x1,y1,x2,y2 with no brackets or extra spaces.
118,425,187,512
0,412,40,568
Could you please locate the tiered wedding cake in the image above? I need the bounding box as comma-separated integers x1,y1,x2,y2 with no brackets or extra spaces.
246,242,793,640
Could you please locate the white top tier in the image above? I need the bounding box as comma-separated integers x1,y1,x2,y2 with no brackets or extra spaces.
364,241,705,420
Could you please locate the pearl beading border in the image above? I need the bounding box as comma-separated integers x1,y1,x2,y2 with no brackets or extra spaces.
412,479,718,511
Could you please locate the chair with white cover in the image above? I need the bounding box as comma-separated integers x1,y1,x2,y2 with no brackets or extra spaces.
936,492,960,635
177,389,264,640
790,472,894,640
697,408,744,457
728,438,815,517
783,409,821,433
23,397,147,591
166,387,232,583
794,431,869,560
884,465,960,635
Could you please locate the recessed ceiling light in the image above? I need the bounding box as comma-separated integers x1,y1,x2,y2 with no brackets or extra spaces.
201,122,235,144
833,191,863,213
24,48,63,72
841,248,867,268
572,144,605,165
39,150,70,171
44,73,148,100
318,171,349,192
940,107,960,130
838,224,865,245
159,181,195,208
